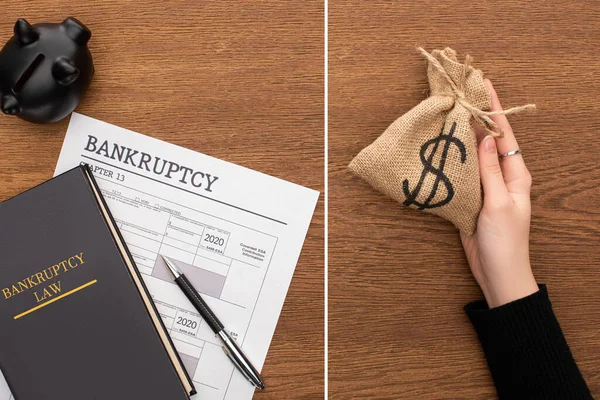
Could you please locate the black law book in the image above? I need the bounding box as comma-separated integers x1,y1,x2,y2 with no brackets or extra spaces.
0,165,196,400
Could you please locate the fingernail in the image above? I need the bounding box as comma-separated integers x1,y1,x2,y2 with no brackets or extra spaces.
483,136,496,153
484,79,496,97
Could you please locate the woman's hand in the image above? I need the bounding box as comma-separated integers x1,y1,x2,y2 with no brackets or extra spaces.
461,79,538,308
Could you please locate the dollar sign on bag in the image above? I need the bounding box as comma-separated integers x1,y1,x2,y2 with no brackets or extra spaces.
402,122,466,209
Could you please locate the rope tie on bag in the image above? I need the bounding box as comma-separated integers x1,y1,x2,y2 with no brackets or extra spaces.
417,47,536,138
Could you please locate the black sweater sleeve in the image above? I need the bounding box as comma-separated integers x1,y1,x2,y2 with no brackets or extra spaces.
465,285,592,400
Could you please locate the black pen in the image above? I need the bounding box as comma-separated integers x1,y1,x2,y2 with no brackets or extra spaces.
161,255,265,390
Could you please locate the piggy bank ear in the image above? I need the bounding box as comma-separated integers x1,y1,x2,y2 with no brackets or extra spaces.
52,57,80,86
1,94,21,115
61,17,91,45
14,19,39,46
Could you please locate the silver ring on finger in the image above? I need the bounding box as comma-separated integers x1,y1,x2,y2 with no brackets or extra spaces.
498,148,521,158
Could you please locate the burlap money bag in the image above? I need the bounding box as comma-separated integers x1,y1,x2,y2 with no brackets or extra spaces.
349,47,534,235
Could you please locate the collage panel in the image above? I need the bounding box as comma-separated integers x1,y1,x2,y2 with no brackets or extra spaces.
329,1,600,399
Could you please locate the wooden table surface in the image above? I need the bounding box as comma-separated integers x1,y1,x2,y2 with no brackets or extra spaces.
0,2,324,399
329,1,600,399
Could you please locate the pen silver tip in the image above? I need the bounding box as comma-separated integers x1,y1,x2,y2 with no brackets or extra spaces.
161,255,182,278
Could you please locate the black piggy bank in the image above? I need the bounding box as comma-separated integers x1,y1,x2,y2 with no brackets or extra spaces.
0,18,94,124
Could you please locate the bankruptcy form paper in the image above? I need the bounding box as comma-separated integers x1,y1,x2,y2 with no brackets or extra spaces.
16,112,315,400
